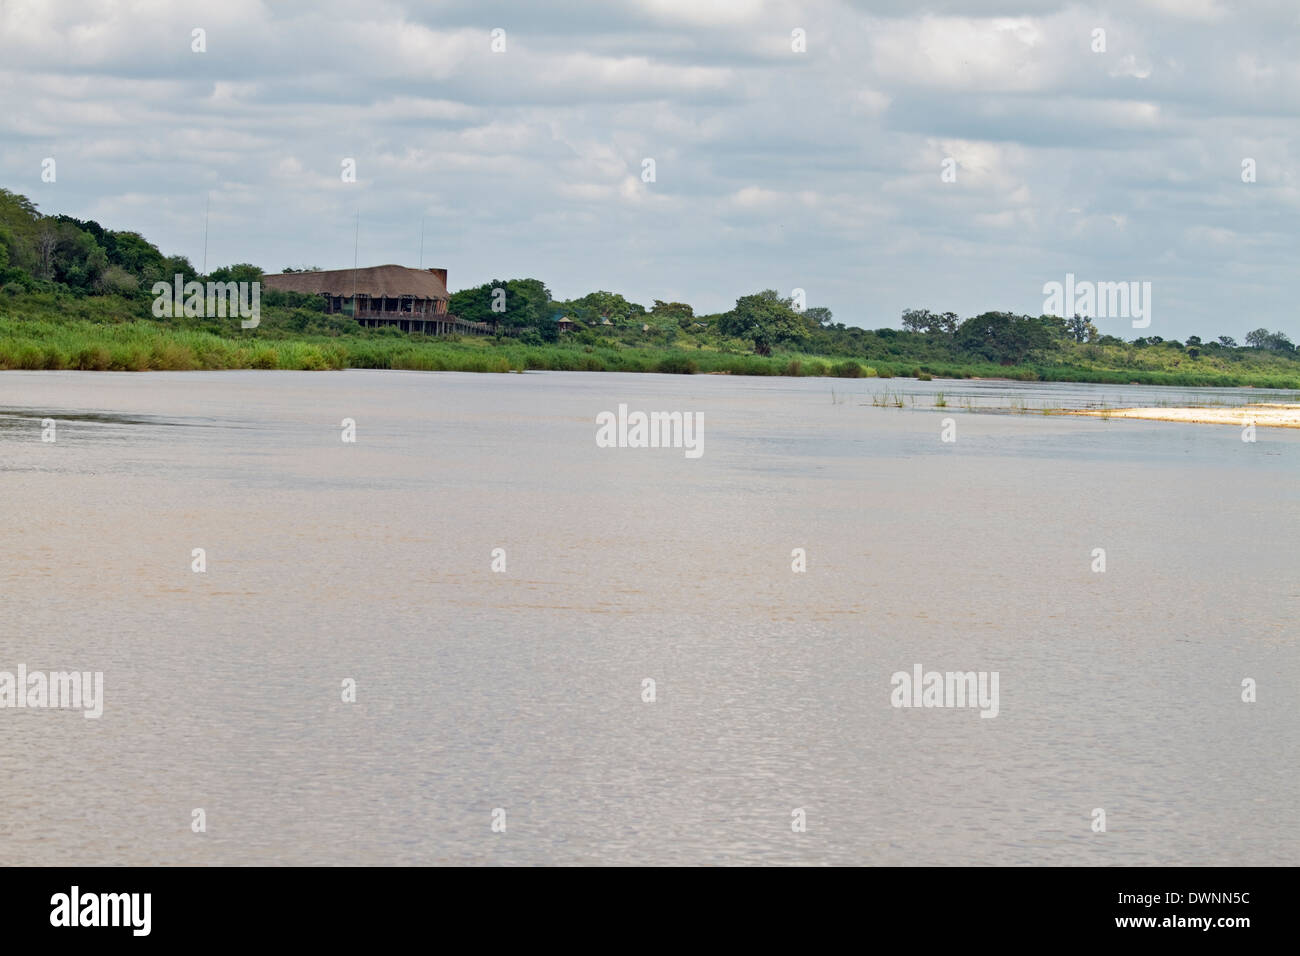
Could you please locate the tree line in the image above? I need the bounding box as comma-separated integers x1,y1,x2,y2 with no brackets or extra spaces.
2,187,1293,365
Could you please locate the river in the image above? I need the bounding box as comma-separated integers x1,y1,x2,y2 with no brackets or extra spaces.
1,370,1296,864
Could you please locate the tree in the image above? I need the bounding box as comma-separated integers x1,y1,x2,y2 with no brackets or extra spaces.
563,290,645,324
954,312,1049,364
1037,313,1069,342
0,188,39,237
108,231,167,281
31,221,109,292
0,188,39,225
0,190,41,275
1245,328,1294,352
804,306,834,327
163,254,199,284
34,224,57,279
502,278,552,328
1065,313,1098,343
207,263,263,284
717,289,802,355
651,300,694,321
901,308,956,335
901,308,931,333
450,278,555,339
1218,335,1237,348
96,265,138,295
53,214,110,250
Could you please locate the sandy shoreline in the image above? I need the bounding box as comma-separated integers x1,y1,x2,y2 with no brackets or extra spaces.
1067,402,1300,428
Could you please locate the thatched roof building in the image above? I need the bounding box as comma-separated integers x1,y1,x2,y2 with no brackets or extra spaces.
262,265,448,304
261,265,490,335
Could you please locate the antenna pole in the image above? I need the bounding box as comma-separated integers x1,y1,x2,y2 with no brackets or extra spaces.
352,210,359,315
202,192,211,275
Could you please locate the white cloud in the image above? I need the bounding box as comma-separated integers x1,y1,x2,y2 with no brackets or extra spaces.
0,0,1293,337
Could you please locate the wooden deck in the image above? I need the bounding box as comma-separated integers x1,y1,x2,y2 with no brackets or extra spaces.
354,313,493,335
328,297,493,336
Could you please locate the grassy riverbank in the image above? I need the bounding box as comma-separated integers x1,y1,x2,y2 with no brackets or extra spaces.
3,292,1300,388
0,314,892,376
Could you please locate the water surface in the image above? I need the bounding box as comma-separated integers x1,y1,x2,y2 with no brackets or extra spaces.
1,370,1296,865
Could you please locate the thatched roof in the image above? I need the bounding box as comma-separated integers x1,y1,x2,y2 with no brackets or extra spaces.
261,265,448,300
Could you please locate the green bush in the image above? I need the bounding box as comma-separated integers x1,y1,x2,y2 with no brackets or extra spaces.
73,346,112,370
656,354,698,374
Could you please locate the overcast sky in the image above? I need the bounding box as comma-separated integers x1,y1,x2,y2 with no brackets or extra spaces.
1,0,1296,338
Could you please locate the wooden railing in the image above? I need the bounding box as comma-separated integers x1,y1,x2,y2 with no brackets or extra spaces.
351,310,494,336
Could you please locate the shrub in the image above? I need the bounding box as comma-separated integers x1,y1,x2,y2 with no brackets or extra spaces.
656,354,698,374
73,346,112,370
109,346,150,371
17,345,45,369
149,342,197,370
303,346,330,370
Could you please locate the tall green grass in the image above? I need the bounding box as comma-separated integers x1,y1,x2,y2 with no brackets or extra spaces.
3,303,1299,388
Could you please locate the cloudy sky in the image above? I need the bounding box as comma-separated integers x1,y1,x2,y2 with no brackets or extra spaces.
1,0,1296,339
